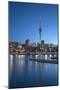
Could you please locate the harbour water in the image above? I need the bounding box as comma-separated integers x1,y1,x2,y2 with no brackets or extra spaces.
9,55,58,88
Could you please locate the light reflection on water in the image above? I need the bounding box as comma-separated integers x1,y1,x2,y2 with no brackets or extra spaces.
9,55,58,88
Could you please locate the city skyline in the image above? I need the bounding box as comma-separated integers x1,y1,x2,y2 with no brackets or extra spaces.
9,2,58,45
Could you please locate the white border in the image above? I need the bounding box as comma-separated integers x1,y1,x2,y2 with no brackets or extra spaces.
0,0,60,90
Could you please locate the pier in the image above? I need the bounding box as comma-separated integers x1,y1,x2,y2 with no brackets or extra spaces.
9,50,58,64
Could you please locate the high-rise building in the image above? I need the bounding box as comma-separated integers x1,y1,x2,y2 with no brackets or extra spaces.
25,39,29,46
41,40,44,44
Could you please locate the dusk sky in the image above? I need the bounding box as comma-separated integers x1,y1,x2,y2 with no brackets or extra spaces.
9,2,58,45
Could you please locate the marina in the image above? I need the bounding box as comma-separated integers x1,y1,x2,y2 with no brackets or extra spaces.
9,54,58,88
9,2,58,88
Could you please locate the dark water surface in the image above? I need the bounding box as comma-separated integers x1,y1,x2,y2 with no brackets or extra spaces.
9,55,58,88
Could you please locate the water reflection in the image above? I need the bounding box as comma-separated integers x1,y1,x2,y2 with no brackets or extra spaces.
9,55,58,88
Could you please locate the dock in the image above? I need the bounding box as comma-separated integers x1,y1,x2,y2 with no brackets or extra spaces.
30,58,58,64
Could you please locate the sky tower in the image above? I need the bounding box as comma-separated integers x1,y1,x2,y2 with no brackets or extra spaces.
39,26,42,44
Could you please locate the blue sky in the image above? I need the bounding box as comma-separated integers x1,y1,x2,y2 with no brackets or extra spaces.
9,2,58,45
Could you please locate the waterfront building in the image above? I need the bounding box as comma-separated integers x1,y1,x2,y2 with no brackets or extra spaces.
25,39,29,46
